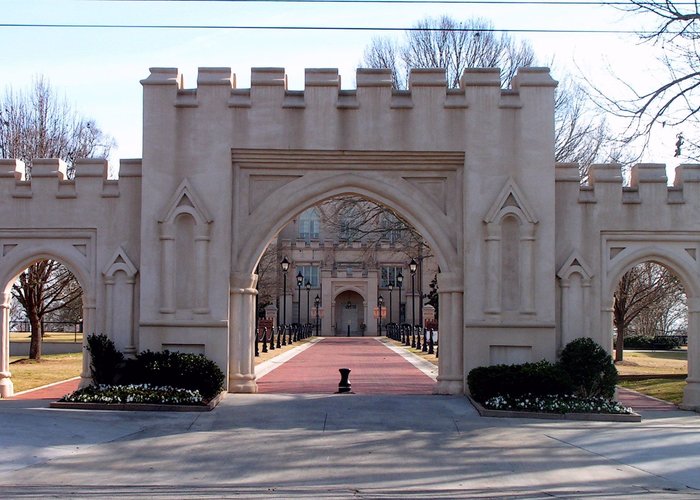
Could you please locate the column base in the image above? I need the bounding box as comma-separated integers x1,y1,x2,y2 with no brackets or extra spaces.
682,379,700,411
229,374,258,393
0,372,14,398
79,374,92,389
435,376,463,395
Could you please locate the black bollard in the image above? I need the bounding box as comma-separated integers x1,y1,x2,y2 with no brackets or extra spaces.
347,324,350,337
261,327,268,353
337,368,352,393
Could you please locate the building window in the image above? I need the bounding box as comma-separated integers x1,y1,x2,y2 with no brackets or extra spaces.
382,213,402,244
297,265,320,287
299,208,320,242
381,266,403,287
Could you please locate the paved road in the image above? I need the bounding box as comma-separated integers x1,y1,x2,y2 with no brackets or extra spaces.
0,337,698,498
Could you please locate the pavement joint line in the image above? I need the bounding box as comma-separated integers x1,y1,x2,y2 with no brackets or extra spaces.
255,337,324,379
544,432,684,489
11,376,80,397
374,337,438,381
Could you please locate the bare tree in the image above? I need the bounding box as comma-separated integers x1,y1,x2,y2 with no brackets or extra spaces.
11,261,83,360
598,0,700,160
613,262,685,361
2,76,113,359
363,15,623,178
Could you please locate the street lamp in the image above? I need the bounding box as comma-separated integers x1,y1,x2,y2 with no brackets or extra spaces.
314,294,320,336
296,271,304,326
409,258,417,348
305,280,311,325
378,295,384,336
388,282,394,325
396,273,404,323
280,257,290,326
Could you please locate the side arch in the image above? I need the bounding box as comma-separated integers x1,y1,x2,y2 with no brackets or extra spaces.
602,244,700,410
0,240,96,397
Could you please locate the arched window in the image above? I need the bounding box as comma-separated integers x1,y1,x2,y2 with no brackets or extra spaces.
298,208,320,242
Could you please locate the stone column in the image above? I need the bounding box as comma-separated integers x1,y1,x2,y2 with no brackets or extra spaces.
80,297,96,388
484,222,500,315
435,272,464,394
519,223,536,314
124,275,137,355
193,223,211,314
0,292,14,398
229,272,258,393
159,221,176,314
683,297,700,410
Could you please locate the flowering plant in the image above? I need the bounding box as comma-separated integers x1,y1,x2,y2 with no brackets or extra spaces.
60,384,203,405
483,393,633,415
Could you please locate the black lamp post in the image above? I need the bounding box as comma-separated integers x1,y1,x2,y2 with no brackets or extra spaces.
314,294,320,336
305,281,311,325
409,258,417,348
296,271,303,325
388,282,394,325
280,257,290,326
396,272,404,323
378,295,384,336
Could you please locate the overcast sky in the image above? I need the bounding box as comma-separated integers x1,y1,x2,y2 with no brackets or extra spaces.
1,0,677,169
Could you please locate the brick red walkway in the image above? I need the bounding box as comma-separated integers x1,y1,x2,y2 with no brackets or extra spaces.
616,386,679,412
9,378,80,401
257,337,436,394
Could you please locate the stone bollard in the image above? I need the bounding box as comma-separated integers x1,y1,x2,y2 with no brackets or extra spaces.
337,368,352,393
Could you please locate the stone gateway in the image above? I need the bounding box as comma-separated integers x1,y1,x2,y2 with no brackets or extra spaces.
1,66,698,409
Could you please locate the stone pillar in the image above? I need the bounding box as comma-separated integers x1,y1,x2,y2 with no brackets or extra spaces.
159,221,176,314
229,272,258,393
484,222,500,315
435,272,464,394
0,292,14,398
520,223,536,314
80,297,96,388
683,298,700,410
193,223,211,314
601,304,615,354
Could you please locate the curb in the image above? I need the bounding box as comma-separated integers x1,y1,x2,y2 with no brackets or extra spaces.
49,391,226,412
468,396,642,422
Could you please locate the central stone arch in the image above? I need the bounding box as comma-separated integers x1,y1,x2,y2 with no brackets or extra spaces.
228,149,465,395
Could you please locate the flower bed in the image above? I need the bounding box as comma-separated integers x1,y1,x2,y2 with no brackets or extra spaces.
51,384,224,412
484,393,633,415
469,394,641,422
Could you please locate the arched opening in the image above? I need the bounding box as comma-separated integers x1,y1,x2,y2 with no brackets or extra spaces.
1,256,89,398
610,260,689,405
335,290,365,336
247,194,444,394
603,250,700,408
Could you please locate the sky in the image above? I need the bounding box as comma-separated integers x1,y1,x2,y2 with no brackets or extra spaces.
0,0,680,171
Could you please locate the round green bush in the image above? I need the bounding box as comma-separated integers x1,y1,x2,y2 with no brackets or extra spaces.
558,337,617,399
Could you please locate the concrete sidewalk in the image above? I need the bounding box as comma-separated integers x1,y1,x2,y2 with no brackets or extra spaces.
0,393,699,498
1,338,699,498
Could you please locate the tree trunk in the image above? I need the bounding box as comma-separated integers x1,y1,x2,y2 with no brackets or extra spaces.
29,313,42,360
613,302,625,362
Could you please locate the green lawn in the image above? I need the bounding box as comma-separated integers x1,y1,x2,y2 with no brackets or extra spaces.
8,353,83,393
618,378,685,405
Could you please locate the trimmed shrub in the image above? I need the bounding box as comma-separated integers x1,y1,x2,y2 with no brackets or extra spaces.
467,360,572,403
623,335,682,350
130,350,225,400
86,334,124,385
558,337,617,399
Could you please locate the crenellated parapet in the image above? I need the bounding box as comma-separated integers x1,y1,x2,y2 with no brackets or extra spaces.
0,158,141,200
555,162,700,205
140,66,557,114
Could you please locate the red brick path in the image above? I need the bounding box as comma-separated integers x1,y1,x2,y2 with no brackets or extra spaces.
9,378,80,401
257,337,436,394
616,386,678,412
